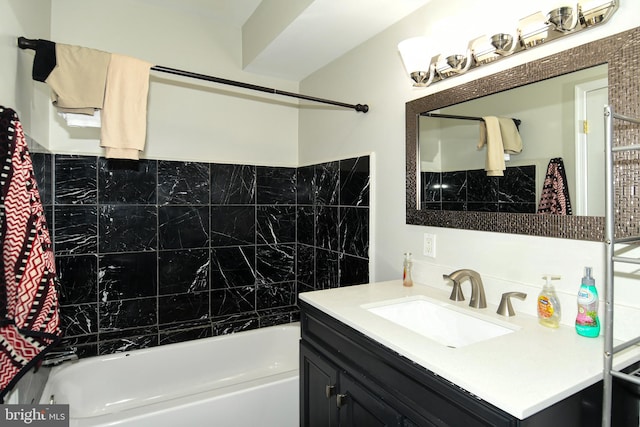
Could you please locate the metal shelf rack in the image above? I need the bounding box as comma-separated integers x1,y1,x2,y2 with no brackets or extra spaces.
602,105,640,427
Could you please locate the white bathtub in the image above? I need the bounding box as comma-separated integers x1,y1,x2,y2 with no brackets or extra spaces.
40,323,300,427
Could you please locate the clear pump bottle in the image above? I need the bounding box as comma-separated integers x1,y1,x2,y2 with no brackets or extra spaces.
537,275,561,328
403,252,413,287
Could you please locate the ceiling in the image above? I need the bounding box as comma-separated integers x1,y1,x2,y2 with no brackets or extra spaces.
139,0,432,81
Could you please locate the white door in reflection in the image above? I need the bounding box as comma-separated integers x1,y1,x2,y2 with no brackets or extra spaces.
575,78,607,217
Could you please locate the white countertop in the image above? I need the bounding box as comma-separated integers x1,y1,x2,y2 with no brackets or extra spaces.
299,280,640,420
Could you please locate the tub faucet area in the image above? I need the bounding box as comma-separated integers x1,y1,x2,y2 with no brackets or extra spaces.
41,350,79,367
443,269,487,309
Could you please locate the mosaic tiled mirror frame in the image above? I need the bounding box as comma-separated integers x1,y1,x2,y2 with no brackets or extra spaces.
406,26,640,241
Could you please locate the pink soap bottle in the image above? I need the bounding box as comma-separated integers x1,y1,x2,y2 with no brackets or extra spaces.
403,252,413,287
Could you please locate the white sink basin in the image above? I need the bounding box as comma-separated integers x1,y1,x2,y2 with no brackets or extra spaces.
365,296,517,348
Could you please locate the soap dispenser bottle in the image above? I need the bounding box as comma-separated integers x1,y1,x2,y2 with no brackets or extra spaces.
537,275,561,328
575,267,600,337
402,252,413,287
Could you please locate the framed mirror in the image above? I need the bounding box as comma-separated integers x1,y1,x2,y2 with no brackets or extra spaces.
419,64,607,216
406,26,640,241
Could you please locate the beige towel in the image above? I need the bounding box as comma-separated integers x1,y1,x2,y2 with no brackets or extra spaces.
100,54,153,160
46,44,111,115
478,116,523,176
497,117,522,154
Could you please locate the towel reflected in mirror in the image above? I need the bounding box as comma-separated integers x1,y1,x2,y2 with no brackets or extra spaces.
537,157,573,215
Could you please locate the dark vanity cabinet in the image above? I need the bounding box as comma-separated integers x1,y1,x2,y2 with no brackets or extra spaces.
301,342,405,426
301,342,339,426
299,300,607,427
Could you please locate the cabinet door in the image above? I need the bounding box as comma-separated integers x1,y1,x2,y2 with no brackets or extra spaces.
300,342,339,427
338,373,403,427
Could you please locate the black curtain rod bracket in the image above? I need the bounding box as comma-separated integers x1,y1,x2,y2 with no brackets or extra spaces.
421,112,521,128
17,36,368,113
17,37,38,50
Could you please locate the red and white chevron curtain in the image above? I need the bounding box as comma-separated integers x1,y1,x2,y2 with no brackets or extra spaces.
0,106,61,402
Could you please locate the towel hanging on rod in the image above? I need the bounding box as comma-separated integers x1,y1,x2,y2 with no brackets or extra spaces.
21,38,154,160
17,37,369,113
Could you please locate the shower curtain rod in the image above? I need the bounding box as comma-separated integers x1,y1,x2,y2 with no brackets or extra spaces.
17,36,369,113
421,112,521,127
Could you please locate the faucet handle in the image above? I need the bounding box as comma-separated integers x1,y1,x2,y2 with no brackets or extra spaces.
496,292,527,317
443,274,465,302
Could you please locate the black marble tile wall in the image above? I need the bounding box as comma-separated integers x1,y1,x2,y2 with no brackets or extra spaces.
296,156,370,293
30,152,369,358
421,165,536,213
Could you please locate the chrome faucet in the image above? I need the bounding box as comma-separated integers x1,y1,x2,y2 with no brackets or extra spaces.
496,291,527,316
442,269,487,309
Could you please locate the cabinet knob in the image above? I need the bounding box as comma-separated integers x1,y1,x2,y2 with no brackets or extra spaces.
337,393,348,408
325,385,335,398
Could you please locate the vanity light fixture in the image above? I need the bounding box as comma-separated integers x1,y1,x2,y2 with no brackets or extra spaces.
436,47,473,78
435,30,475,77
398,36,436,86
471,32,518,65
471,35,499,64
398,0,618,87
547,4,580,33
580,0,618,25
431,183,450,190
518,12,550,47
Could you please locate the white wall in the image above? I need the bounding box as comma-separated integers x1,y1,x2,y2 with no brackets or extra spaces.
1,0,51,147
299,0,640,339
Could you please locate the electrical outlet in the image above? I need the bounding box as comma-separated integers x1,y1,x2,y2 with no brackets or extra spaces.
423,233,436,258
